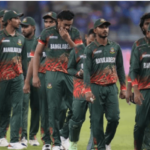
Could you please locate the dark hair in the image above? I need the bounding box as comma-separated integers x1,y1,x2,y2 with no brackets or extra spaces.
88,28,96,37
44,16,57,23
139,13,150,34
57,10,74,20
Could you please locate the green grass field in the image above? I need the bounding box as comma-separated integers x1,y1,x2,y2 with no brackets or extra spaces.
1,85,136,150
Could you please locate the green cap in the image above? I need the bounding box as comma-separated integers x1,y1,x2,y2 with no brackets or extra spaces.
42,12,57,20
0,10,5,17
21,17,36,26
94,18,111,28
3,10,23,22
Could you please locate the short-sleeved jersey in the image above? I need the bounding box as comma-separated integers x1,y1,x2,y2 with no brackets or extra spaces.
30,37,47,73
68,44,85,78
38,26,83,74
83,39,126,92
24,35,36,63
128,37,146,83
130,40,150,90
0,29,27,81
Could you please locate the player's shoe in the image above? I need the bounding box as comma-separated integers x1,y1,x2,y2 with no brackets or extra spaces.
42,144,51,150
29,139,40,146
52,146,60,150
60,145,65,150
69,141,77,150
60,136,69,150
8,142,26,149
0,138,9,147
20,137,28,147
106,144,111,150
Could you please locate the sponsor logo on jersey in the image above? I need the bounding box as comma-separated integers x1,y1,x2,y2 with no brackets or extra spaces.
2,39,10,43
80,55,85,58
96,57,116,64
3,47,22,53
94,50,102,54
50,44,70,49
81,63,83,69
27,53,30,58
17,39,22,46
142,54,150,58
49,36,58,39
110,47,115,54
43,52,46,57
143,63,150,68
47,83,52,89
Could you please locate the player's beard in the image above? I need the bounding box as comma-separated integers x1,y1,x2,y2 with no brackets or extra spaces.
98,34,108,39
23,31,33,38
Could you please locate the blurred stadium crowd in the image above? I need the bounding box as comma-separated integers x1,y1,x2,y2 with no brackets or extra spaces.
0,1,148,75
0,1,149,42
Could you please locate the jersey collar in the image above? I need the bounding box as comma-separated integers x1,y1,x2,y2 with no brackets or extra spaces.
94,39,111,47
4,28,18,37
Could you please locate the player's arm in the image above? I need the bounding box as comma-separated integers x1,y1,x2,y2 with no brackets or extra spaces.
21,41,27,80
116,45,126,99
126,43,136,103
130,47,144,105
83,47,95,103
23,39,38,93
68,48,83,78
32,42,44,88
59,28,83,48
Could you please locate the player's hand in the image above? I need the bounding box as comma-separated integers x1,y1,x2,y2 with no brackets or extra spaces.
59,27,71,41
126,89,132,104
77,69,83,77
23,82,30,93
32,76,41,88
85,91,95,103
134,90,144,105
119,90,126,99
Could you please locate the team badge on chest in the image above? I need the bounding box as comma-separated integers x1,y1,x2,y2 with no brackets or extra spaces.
17,39,22,46
110,47,115,54
47,83,52,89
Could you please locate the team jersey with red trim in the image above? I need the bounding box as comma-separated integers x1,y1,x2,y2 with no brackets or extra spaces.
0,29,27,81
83,39,126,93
68,44,85,78
25,35,36,63
30,37,46,73
130,40,150,90
38,26,82,74
128,37,146,83
68,44,86,100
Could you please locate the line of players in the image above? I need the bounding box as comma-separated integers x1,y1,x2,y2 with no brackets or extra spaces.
0,8,150,150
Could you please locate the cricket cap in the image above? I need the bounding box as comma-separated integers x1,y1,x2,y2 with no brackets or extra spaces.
94,18,111,28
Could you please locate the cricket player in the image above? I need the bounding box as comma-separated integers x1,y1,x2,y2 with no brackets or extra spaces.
32,10,82,150
0,10,6,30
0,10,27,149
23,12,57,150
20,16,40,147
0,9,11,147
83,18,126,150
126,13,150,150
67,29,96,150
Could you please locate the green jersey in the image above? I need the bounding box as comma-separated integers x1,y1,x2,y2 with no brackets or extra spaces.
25,35,36,63
30,37,47,73
68,44,85,78
83,39,126,93
68,44,86,100
128,37,146,83
0,29,27,81
38,26,83,74
130,38,150,90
